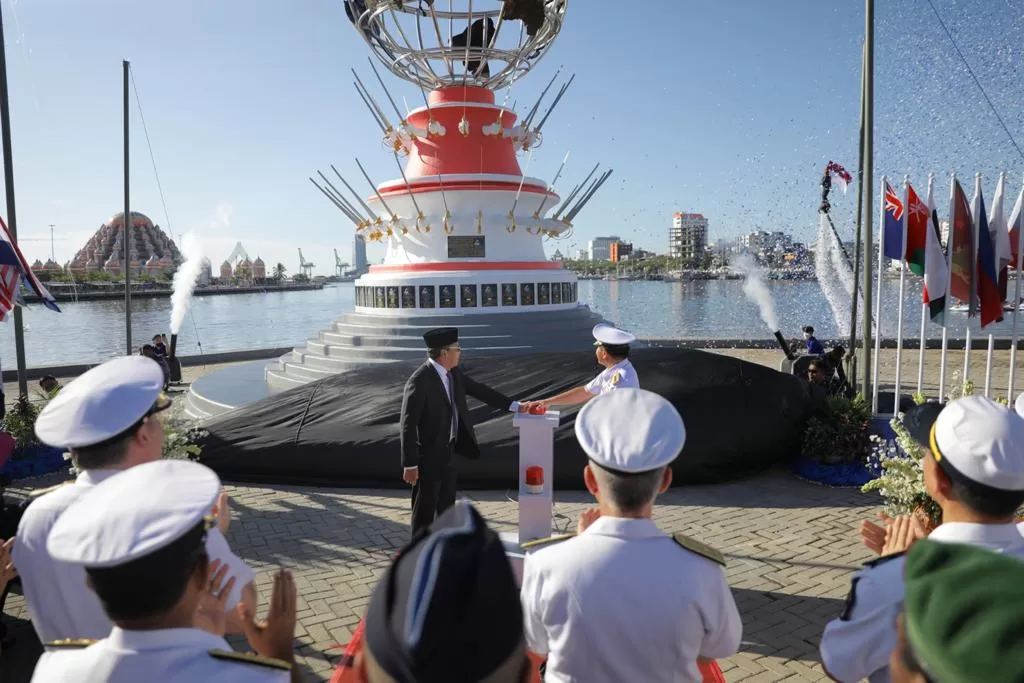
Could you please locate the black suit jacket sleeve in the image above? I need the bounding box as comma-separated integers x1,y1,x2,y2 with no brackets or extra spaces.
459,369,514,412
400,373,427,469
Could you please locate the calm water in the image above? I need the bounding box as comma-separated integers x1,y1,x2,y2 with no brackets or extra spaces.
1,279,1019,368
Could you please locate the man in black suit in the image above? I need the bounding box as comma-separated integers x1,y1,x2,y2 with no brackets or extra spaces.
400,327,527,534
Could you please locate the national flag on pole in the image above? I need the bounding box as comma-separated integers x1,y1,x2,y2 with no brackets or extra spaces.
973,186,1003,327
826,161,852,193
923,181,948,324
904,183,929,275
0,217,61,321
883,181,905,260
989,174,1013,301
949,179,975,310
1007,184,1023,272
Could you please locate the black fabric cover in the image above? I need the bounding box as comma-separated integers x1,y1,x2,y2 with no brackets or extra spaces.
197,348,813,489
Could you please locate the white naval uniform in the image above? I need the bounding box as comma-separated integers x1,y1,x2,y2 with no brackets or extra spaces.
820,522,1024,683
13,469,255,644
29,627,289,682
584,359,639,396
520,517,742,683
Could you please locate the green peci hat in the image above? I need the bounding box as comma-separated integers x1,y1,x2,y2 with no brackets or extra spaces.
903,539,1024,682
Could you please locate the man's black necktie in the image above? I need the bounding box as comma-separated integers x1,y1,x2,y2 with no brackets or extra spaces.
447,370,458,441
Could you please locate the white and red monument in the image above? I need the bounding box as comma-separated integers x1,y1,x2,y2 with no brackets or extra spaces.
264,0,608,390
187,0,610,415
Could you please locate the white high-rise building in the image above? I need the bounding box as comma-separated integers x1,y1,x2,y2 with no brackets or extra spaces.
669,213,708,261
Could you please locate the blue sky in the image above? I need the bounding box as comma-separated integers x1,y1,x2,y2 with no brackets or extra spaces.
1,0,1022,274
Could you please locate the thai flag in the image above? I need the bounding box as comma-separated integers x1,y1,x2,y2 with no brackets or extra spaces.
0,217,60,320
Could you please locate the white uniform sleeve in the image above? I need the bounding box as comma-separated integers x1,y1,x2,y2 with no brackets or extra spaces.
698,567,742,660
519,557,550,656
203,528,256,610
819,563,903,682
584,372,603,395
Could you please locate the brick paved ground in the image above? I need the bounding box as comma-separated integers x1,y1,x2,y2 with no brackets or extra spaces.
0,469,879,682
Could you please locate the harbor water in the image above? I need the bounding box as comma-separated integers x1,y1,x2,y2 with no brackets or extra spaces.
0,279,1019,369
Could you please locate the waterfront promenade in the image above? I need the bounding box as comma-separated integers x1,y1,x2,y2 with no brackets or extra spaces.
2,465,875,681
0,347,1016,681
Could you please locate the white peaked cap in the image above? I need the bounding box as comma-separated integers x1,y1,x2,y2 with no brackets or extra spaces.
931,395,1024,491
47,460,220,568
575,388,686,473
592,323,636,346
35,355,170,449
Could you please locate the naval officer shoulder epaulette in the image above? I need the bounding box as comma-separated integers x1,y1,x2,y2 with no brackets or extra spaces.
209,649,293,670
45,639,96,648
520,533,576,550
672,532,726,567
862,551,906,569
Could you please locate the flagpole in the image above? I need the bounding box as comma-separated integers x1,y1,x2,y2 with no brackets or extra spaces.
964,173,982,386
872,175,885,414
849,41,867,388
0,3,28,398
1009,176,1024,401
893,175,910,411
917,172,934,394
123,60,132,355
940,173,956,400
860,0,875,403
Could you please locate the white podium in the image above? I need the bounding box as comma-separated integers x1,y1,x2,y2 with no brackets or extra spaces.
500,409,561,583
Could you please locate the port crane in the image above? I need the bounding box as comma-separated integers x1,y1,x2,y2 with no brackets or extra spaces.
333,249,349,277
298,248,315,278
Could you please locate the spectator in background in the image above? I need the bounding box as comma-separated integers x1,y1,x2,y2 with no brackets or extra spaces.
38,376,62,398
151,334,168,358
803,325,825,355
140,345,170,390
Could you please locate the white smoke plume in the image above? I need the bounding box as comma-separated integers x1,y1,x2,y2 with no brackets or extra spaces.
731,252,780,332
170,232,206,335
815,216,851,336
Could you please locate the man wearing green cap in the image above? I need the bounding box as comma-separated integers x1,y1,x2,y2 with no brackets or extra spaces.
820,396,1024,683
891,539,1024,682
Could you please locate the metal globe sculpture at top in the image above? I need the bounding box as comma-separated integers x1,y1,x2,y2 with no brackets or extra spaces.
345,0,567,91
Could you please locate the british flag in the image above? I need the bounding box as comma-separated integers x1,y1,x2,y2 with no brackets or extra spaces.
0,217,60,320
883,181,905,261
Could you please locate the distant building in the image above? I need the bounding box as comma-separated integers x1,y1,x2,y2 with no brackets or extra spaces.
669,213,708,261
252,257,266,280
68,211,180,277
198,257,213,285
352,234,368,275
588,236,621,261
610,241,633,262
576,249,588,261
219,261,233,280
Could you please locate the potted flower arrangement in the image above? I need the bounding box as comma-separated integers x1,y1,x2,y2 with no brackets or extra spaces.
161,403,207,462
790,393,875,486
1,394,68,480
